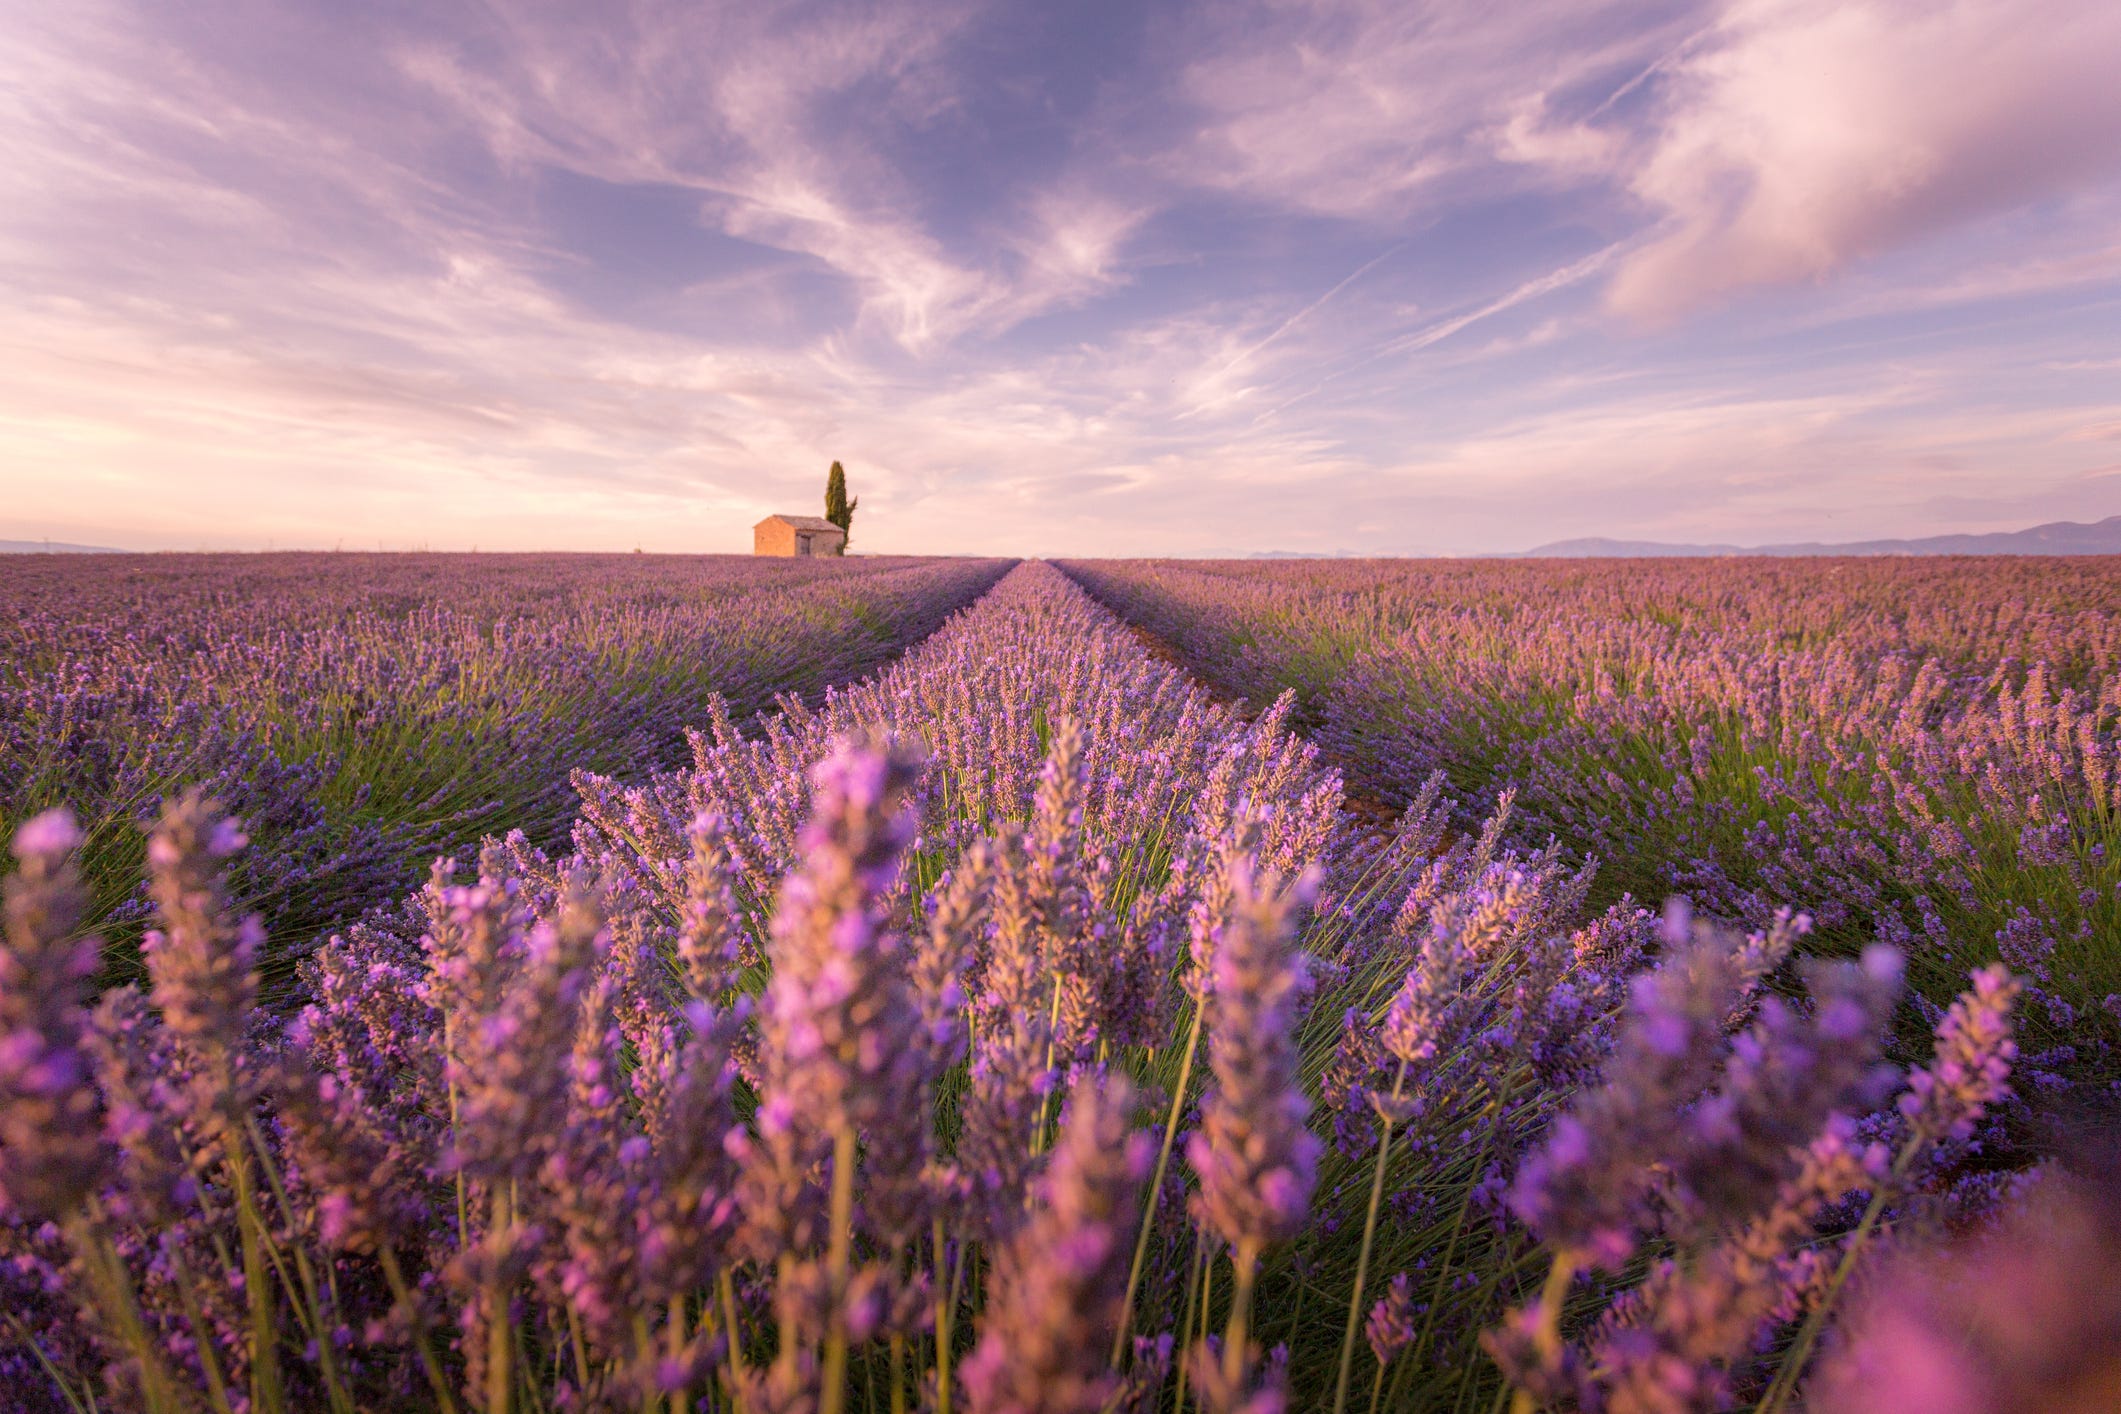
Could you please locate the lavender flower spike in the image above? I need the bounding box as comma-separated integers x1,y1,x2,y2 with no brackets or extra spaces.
1187,853,1319,1408
1508,910,1793,1271
1187,854,1321,1260
759,738,923,1144
1366,1273,1418,1367
739,738,927,1411
0,809,107,1220
1898,963,2021,1160
141,792,264,1152
961,1076,1152,1414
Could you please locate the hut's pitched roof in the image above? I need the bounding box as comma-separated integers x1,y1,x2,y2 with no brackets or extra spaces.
755,514,843,533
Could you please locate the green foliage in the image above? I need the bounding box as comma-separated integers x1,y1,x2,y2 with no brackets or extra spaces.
825,460,859,554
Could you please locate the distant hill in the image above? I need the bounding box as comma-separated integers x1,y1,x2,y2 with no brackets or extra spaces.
1246,549,1366,559
0,538,126,554
1511,515,2121,559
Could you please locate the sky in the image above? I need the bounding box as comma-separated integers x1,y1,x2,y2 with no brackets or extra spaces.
3,0,2121,557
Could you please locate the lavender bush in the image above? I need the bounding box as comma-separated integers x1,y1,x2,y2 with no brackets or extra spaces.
0,561,2049,1412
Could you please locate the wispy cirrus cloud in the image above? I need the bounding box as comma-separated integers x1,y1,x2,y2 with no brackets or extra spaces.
1150,0,1695,219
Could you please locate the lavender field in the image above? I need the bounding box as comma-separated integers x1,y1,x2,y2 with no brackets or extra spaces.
1061,556,2121,1088
0,557,2098,1412
1,552,1009,982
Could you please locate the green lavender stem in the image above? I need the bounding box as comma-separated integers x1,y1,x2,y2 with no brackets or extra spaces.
1333,1059,1408,1414
820,1125,859,1414
1222,1242,1262,1391
1113,999,1205,1365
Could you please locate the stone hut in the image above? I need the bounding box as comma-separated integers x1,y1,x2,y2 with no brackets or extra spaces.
753,514,846,557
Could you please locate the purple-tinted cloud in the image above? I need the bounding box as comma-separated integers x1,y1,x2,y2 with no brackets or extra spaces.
1592,0,2121,322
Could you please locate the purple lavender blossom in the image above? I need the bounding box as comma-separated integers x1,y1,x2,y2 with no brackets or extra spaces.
277,1058,429,1254
539,974,638,1349
1814,1162,2121,1413
1664,945,1905,1233
633,999,740,1281
140,793,263,1152
733,738,932,1413
757,740,923,1142
1185,853,1319,1414
677,809,750,991
1187,855,1320,1260
1319,1007,1388,1155
913,842,988,1077
1024,719,1101,1062
1507,907,1805,1271
958,832,1060,1236
1590,1116,1889,1412
446,868,599,1186
1897,963,2021,1160
0,809,107,1220
960,1077,1152,1414
1366,1273,1418,1366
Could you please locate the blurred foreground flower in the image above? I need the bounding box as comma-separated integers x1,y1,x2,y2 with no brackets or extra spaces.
1816,1162,2121,1413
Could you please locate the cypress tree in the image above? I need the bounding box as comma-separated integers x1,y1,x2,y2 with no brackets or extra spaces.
824,460,857,555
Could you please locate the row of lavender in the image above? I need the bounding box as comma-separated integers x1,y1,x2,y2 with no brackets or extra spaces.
1056,556,2121,1085
1,562,2064,1412
1,552,1010,980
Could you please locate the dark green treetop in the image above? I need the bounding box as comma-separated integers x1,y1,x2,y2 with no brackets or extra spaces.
824,460,857,555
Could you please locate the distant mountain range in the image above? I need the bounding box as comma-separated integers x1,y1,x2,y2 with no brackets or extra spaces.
1508,515,2121,559
0,538,125,553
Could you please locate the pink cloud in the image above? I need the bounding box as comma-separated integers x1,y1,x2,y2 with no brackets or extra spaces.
1602,0,2121,322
